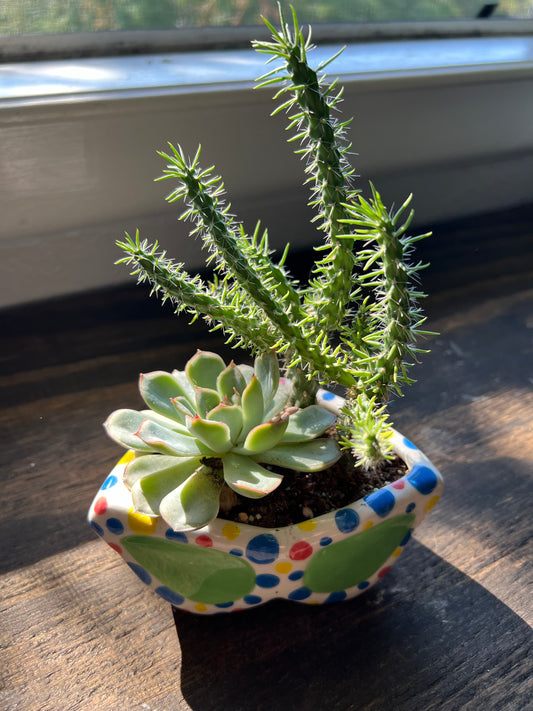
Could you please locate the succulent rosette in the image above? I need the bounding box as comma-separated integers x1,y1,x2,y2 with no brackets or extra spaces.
104,350,340,531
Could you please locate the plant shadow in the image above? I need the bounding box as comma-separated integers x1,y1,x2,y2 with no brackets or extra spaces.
174,540,531,711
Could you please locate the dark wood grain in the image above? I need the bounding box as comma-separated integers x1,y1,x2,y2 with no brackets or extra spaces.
1,205,532,711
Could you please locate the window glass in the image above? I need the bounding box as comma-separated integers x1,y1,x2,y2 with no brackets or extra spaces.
2,0,532,35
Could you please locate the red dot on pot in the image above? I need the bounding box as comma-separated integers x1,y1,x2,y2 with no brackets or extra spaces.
94,496,108,515
378,566,392,578
107,542,122,555
196,535,213,548
289,541,313,560
392,480,405,490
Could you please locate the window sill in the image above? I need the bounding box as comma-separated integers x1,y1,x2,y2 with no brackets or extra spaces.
2,35,533,107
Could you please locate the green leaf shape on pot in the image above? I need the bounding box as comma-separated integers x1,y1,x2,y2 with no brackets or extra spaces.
303,513,416,593
122,535,256,604
104,350,341,530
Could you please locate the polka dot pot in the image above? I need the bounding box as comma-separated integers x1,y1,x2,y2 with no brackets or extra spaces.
88,389,443,614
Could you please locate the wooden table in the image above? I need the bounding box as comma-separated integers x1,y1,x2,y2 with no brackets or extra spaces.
2,206,532,710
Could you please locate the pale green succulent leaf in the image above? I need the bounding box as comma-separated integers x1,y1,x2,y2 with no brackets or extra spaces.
216,362,247,401
188,415,233,453
256,438,341,471
139,371,192,422
253,350,279,408
264,379,292,419
171,396,195,419
281,406,337,443
131,457,203,515
136,419,204,456
104,409,161,453
124,454,202,489
207,403,243,443
240,374,264,438
170,369,196,405
186,350,226,390
195,386,221,417
159,465,223,531
222,452,283,499
139,409,190,434
239,418,288,454
237,364,254,385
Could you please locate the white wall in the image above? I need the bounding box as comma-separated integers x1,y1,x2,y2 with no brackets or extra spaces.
1,37,533,307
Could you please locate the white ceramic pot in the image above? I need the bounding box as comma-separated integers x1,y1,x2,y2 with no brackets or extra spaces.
88,389,443,614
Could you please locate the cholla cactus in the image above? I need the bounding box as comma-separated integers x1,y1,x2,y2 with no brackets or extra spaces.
105,350,339,531
116,6,432,469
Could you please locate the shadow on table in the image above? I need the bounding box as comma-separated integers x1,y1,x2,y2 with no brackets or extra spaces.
174,540,531,711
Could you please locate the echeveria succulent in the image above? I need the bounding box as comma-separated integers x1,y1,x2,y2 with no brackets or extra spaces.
104,350,340,531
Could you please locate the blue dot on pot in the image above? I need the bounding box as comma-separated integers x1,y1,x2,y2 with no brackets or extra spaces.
400,529,412,547
402,437,418,450
320,537,333,547
335,508,359,533
406,502,416,513
244,595,262,605
288,586,312,601
358,581,370,590
321,391,335,401
289,570,304,581
165,528,188,543
106,517,124,535
229,548,243,556
407,465,438,495
215,601,234,609
127,562,151,585
102,474,118,490
256,574,280,588
155,586,185,606
364,489,395,518
326,591,347,603
246,534,279,564
90,520,104,537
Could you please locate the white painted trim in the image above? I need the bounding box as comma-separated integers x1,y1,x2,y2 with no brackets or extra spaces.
1,36,533,307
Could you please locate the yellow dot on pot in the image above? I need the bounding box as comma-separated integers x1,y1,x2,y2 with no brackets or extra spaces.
222,522,241,541
297,519,317,532
363,521,374,530
275,562,293,574
393,547,403,558
425,495,441,513
128,507,158,535
195,603,208,613
118,450,136,465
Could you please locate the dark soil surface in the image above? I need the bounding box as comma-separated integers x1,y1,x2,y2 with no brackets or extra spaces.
218,450,407,529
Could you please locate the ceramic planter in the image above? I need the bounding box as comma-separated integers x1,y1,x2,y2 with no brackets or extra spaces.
88,389,443,614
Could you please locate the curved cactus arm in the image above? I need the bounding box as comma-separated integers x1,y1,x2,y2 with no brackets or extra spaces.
130,457,203,516
123,454,201,489
159,464,223,531
256,438,341,472
280,406,337,443
254,7,358,336
222,453,283,499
